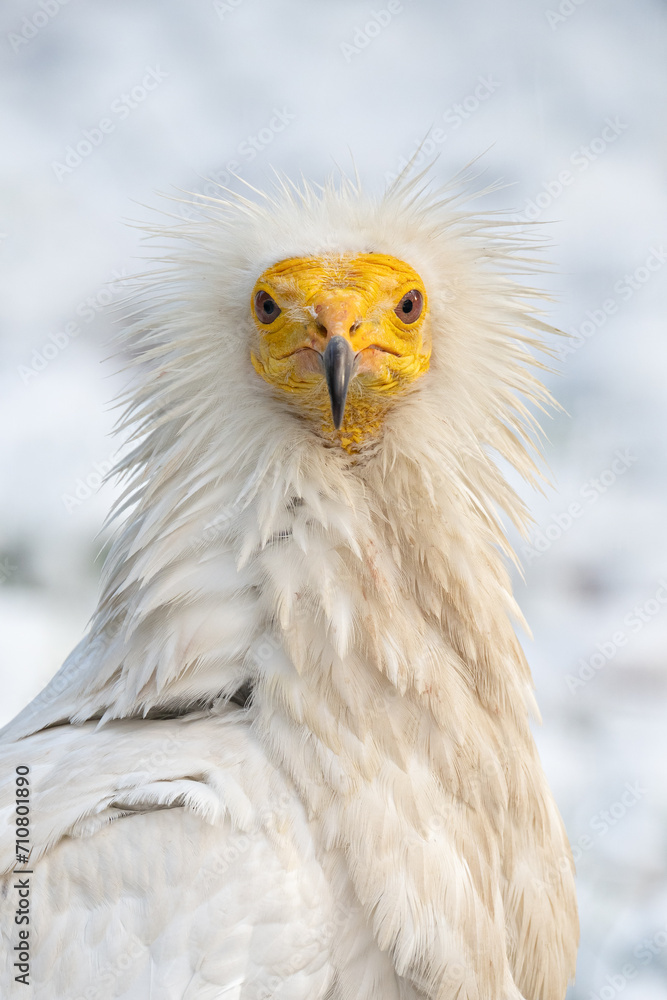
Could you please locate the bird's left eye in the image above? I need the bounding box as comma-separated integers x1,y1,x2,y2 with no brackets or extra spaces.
394,289,423,323
254,290,282,324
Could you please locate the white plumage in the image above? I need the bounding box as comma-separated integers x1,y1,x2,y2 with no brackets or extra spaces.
0,172,578,999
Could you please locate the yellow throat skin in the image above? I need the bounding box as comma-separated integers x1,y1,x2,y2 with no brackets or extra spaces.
250,253,431,452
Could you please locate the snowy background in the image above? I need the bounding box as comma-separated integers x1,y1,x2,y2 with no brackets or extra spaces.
1,0,666,995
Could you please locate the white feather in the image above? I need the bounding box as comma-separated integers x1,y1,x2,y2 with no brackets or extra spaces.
0,171,577,999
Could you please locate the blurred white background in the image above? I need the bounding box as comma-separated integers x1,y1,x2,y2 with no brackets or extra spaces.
1,1,666,995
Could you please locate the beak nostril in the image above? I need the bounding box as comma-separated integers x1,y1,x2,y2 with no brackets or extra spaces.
349,321,361,335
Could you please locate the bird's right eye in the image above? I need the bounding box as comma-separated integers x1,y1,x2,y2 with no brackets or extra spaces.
254,290,281,324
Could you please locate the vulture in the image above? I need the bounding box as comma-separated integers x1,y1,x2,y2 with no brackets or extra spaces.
0,170,579,1000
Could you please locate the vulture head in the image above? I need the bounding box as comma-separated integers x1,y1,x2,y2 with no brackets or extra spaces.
250,251,430,445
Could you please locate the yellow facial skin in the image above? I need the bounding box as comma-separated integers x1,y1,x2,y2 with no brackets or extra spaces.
250,254,431,452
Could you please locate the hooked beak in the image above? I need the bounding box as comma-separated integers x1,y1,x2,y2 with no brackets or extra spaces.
322,336,357,430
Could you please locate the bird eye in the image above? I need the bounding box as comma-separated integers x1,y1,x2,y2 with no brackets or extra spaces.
254,290,282,324
394,289,423,323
